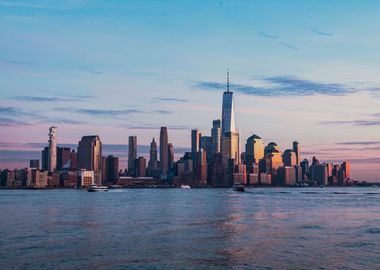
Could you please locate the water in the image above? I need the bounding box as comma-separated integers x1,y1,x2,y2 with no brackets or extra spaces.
0,187,379,270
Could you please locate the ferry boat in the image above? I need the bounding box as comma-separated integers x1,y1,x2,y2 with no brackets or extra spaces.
87,185,108,192
233,184,245,192
180,184,191,189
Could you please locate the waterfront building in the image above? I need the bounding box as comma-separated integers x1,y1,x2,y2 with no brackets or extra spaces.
342,161,350,179
310,164,328,186
78,170,94,187
134,157,147,177
292,141,301,165
209,153,224,187
77,135,102,185
264,149,283,174
211,119,221,153
34,170,48,188
260,173,272,185
128,136,137,176
221,70,240,167
233,164,247,185
147,138,159,177
191,129,201,175
283,149,297,166
277,166,296,186
196,149,207,187
159,127,169,177
245,134,264,172
300,159,309,181
103,155,119,184
48,126,57,173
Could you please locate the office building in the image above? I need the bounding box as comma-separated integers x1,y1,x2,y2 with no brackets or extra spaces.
292,141,301,166
159,127,169,177
134,157,147,177
168,143,174,171
128,136,137,176
245,134,264,172
211,119,221,153
283,149,297,166
147,138,159,177
29,160,40,170
191,129,201,174
77,135,102,185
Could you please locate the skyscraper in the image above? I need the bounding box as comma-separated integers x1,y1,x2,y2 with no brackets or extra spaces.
48,126,57,173
128,136,137,176
293,141,301,166
221,70,236,135
211,119,221,153
245,134,265,170
283,149,297,166
147,138,159,177
220,70,239,166
77,135,102,185
191,129,201,174
159,127,168,177
168,143,174,171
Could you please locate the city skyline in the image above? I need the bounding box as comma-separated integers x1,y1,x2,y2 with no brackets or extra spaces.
1,0,380,181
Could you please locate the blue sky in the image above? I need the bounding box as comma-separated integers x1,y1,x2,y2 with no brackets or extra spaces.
1,0,380,181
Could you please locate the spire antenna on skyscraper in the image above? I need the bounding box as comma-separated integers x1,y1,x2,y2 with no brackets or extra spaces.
227,68,230,93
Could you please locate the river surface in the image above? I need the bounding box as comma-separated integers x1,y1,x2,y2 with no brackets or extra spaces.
0,187,379,270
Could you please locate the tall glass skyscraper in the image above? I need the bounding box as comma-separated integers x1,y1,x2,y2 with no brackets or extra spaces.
221,71,239,166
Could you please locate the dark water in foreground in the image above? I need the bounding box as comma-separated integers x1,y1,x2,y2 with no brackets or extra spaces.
0,188,379,270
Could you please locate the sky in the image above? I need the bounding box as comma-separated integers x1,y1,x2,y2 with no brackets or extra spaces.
1,0,380,181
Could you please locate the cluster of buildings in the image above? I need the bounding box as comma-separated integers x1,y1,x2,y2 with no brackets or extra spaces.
1,73,353,188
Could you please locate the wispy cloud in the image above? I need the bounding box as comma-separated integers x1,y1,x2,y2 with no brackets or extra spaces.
258,32,277,39
0,57,35,66
58,108,144,116
278,42,298,50
152,97,189,103
321,120,380,126
195,75,355,97
10,95,93,102
336,141,380,146
310,28,333,36
76,67,103,75
0,117,33,127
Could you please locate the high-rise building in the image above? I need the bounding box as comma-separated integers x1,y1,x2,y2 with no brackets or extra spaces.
310,164,328,186
200,136,213,162
245,134,264,170
221,132,240,167
221,70,236,135
147,138,159,177
211,119,221,153
293,141,301,166
283,149,297,166
300,158,309,181
57,147,71,170
191,129,201,174
220,71,240,167
128,136,137,176
168,143,174,171
342,160,350,179
134,157,146,177
196,149,207,187
41,146,49,171
264,150,283,174
77,135,102,185
29,160,40,169
48,126,57,173
107,155,119,184
159,127,168,177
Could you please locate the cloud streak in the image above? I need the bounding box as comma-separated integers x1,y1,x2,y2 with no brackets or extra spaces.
10,95,93,102
310,28,333,36
278,42,298,50
153,97,189,103
195,75,356,97
258,32,277,39
321,120,380,126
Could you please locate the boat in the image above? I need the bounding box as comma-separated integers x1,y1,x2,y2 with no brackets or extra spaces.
233,184,245,192
88,185,108,192
180,184,191,189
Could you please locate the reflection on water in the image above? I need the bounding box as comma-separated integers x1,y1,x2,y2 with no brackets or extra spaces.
0,187,379,269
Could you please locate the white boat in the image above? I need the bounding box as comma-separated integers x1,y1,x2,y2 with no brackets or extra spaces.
180,184,191,189
88,185,108,192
